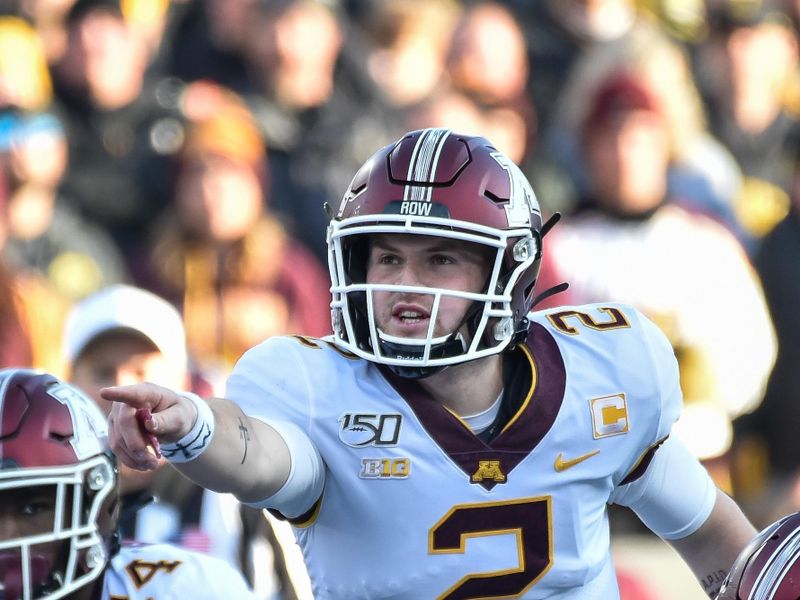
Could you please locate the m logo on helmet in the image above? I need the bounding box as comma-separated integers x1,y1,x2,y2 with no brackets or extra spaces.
490,151,540,227
48,381,108,460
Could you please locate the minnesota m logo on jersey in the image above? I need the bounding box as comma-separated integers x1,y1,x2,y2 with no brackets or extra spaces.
471,460,506,483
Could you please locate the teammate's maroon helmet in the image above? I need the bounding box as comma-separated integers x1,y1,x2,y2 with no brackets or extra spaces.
717,512,800,600
327,128,543,377
0,369,119,600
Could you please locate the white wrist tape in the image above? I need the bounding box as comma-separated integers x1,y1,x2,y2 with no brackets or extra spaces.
161,392,215,463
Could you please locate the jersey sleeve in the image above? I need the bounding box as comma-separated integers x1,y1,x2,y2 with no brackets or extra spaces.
610,434,716,539
225,336,327,517
226,336,318,427
609,311,717,539
635,308,684,445
611,307,684,486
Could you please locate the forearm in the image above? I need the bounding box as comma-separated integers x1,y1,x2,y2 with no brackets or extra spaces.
104,383,292,505
669,488,756,598
173,397,292,503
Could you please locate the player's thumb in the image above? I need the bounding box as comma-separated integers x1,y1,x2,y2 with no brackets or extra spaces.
147,397,198,442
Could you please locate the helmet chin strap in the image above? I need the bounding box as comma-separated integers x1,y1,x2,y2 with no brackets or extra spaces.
37,569,64,597
377,331,468,379
374,296,495,379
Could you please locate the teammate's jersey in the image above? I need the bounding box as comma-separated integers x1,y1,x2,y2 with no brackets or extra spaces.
227,303,704,599
102,542,258,599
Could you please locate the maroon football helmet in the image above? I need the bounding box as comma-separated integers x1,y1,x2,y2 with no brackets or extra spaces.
328,128,543,377
717,512,800,600
0,369,119,600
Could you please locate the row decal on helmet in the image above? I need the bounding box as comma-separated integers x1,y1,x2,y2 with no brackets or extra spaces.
490,150,540,228
404,127,451,202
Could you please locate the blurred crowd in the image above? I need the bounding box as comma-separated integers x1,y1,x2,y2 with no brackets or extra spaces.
1,0,800,598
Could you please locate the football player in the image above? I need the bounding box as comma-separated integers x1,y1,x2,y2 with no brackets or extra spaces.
104,128,757,599
0,368,259,600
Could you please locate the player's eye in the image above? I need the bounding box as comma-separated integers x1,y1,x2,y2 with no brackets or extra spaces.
21,500,53,516
376,253,401,265
430,254,455,265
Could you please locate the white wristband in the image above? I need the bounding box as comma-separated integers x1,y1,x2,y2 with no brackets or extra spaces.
161,392,215,463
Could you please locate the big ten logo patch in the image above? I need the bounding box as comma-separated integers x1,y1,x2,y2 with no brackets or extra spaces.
360,457,411,479
338,413,402,448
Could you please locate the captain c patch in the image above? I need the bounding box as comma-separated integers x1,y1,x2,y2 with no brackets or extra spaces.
590,393,629,439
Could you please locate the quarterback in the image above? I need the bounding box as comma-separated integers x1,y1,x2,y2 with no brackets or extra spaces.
105,129,757,599
0,369,259,600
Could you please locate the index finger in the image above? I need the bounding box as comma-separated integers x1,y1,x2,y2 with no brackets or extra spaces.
99,382,177,411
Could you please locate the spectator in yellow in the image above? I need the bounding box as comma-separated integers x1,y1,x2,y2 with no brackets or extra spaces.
137,82,332,372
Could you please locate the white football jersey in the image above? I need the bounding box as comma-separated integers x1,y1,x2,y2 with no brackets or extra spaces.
102,542,258,599
227,302,706,599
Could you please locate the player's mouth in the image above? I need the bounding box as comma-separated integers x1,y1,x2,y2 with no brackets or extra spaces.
390,303,431,333
397,309,426,324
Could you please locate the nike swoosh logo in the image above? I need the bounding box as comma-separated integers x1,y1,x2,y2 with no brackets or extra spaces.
554,450,600,472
